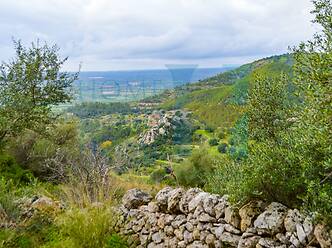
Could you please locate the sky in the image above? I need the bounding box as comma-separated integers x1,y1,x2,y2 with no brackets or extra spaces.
0,0,317,71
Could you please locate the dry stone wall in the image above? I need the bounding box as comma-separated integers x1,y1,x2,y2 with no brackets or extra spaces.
117,187,332,248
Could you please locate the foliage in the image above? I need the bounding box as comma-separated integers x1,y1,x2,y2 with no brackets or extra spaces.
100,140,113,150
208,0,332,224
248,73,291,141
175,147,215,187
48,148,114,208
7,120,79,179
208,138,219,146
0,153,31,184
67,102,136,118
217,143,228,154
0,40,78,145
290,0,332,222
55,207,127,248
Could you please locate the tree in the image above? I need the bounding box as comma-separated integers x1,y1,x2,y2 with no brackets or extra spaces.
0,40,78,146
247,72,291,142
291,0,332,220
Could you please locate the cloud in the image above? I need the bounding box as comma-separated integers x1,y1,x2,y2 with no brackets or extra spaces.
0,0,316,70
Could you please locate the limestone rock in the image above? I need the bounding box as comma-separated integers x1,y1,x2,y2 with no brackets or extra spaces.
296,223,306,244
184,230,193,243
284,209,304,233
238,233,260,248
179,188,202,214
198,213,216,223
215,196,229,219
254,202,288,235
187,241,208,248
224,206,241,229
147,202,159,213
164,225,174,236
155,187,173,210
239,201,265,232
188,192,209,213
193,229,200,240
174,228,184,240
257,237,286,248
205,234,215,245
314,224,332,248
31,196,60,211
122,189,152,209
151,232,162,244
303,216,314,241
202,194,219,216
167,188,184,213
218,232,241,247
289,234,301,247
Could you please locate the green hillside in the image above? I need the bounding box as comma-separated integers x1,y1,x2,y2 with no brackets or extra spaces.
158,54,293,129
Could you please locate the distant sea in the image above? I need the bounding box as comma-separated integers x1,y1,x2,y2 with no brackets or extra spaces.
73,66,236,103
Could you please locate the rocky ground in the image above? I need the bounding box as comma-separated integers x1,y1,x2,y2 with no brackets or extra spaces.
118,187,332,248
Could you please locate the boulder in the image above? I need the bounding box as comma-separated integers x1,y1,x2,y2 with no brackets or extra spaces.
239,201,265,232
202,194,219,216
188,192,210,213
167,188,185,213
215,196,229,219
179,188,202,214
224,206,241,229
155,187,173,210
254,202,288,235
122,189,152,209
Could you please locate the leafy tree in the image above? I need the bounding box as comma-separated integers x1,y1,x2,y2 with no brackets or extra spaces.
0,40,78,146
208,0,332,222
248,73,291,142
291,0,332,221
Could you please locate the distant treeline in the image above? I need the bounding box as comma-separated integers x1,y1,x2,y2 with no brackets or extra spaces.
67,102,139,118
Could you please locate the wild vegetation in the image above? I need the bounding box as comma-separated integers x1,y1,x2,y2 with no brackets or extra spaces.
0,0,331,247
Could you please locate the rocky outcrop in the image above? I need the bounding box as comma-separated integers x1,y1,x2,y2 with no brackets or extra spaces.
139,110,187,145
117,187,330,247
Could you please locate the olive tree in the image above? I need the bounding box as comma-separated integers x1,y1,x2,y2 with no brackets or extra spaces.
0,40,78,146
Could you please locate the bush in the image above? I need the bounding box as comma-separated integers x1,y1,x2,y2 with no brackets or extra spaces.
217,143,228,153
175,147,215,187
7,120,79,180
150,168,167,183
0,153,31,184
208,138,219,146
217,131,226,140
56,207,127,248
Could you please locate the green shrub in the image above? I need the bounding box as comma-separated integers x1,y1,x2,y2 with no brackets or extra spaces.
150,168,167,183
175,147,215,187
56,207,127,248
208,138,219,146
0,153,31,184
217,143,228,153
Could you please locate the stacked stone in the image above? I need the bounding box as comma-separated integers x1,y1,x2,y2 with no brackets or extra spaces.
118,187,332,248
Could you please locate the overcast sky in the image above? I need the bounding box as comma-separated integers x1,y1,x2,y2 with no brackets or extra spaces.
0,0,317,71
